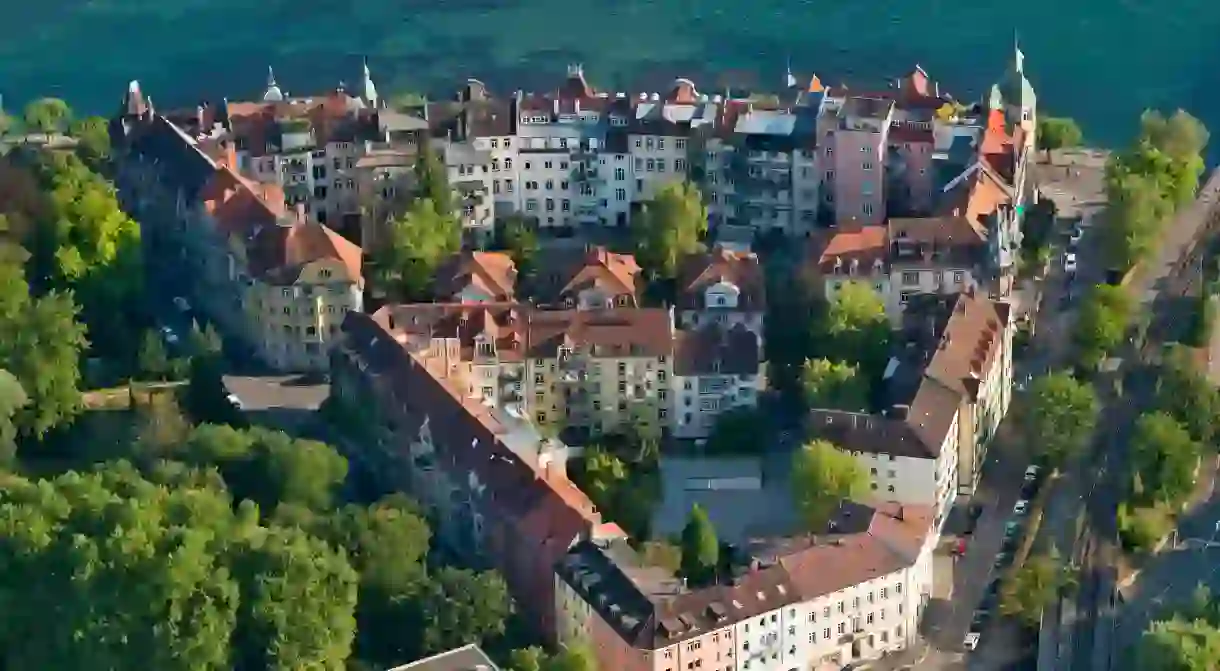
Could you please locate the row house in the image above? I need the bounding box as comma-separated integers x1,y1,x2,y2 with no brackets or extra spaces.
332,310,625,640
159,63,431,237
806,214,987,323
434,246,641,308
555,501,935,671
806,290,1013,510
671,323,763,439
368,303,672,439
676,246,767,344
111,84,364,372
438,139,496,244
430,69,721,231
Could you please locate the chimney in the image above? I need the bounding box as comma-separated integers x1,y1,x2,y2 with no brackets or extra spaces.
575,98,581,115
553,98,560,118
896,505,904,521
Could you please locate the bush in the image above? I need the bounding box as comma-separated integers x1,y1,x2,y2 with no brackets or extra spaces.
1118,502,1173,553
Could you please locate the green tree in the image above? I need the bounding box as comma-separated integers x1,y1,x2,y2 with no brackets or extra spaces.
639,539,683,574
632,181,707,279
22,97,71,134
1000,550,1071,628
1129,411,1200,507
230,525,358,671
508,647,547,671
704,406,768,455
1036,117,1084,161
1104,171,1169,271
414,143,453,215
1023,372,1099,467
680,504,719,586
1073,284,1133,368
545,644,599,671
496,214,540,278
0,260,87,438
372,198,460,301
0,369,27,465
188,320,224,358
0,109,11,137
1135,587,1220,670
137,329,169,380
183,355,243,427
817,281,891,378
800,358,868,410
790,440,867,531
1154,344,1220,445
409,567,512,658
1139,109,1209,207
68,116,112,165
132,391,191,459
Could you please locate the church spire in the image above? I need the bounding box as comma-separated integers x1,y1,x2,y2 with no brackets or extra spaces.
785,57,797,89
361,57,379,108
1013,30,1024,74
263,66,284,102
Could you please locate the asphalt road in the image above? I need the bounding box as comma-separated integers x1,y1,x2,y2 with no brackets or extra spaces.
1058,170,1220,671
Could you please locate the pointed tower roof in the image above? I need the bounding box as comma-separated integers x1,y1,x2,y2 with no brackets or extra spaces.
999,38,1035,110
362,58,379,108
263,66,284,102
123,80,149,117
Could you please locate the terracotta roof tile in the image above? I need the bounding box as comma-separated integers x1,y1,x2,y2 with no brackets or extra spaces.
677,246,766,312
246,219,363,284
809,225,889,274
380,303,527,363
534,247,642,307
887,216,987,267
525,308,672,359
674,323,759,376
435,251,518,302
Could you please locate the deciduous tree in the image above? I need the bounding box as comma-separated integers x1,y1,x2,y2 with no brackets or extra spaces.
816,282,891,379
371,198,460,301
680,504,719,586
1000,550,1072,628
800,358,868,411
1037,117,1084,161
633,181,707,279
1023,372,1099,467
137,329,169,380
496,214,540,278
1073,284,1132,368
68,116,112,166
183,354,243,427
790,440,867,531
545,644,599,671
22,97,71,134
0,370,27,465
1129,411,1200,507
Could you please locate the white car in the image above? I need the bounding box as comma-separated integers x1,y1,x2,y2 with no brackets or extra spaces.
1024,465,1041,483
226,393,245,410
1063,252,1078,273
963,632,981,651
1068,227,1083,246
160,325,179,345
1013,500,1030,516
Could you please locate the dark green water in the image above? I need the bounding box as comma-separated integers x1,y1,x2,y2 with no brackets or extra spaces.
3,0,1218,152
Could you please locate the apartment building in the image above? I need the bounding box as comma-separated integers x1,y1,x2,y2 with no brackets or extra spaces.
806,214,990,322
434,251,519,303
158,64,432,235
806,290,1013,512
366,302,672,439
671,323,763,439
532,246,642,309
333,310,625,640
112,89,364,372
555,501,934,671
430,68,721,231
676,246,767,342
438,139,496,244
524,308,674,439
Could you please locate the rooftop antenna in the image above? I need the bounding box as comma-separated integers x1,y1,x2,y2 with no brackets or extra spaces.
785,56,797,89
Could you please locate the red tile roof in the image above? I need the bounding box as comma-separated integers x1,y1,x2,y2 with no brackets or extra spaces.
677,246,766,312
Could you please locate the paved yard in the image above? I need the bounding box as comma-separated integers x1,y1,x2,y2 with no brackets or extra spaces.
222,374,329,431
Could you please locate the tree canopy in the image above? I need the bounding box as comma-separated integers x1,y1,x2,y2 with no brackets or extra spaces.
801,358,868,411
1073,284,1132,368
632,181,707,279
22,97,72,134
1154,344,1220,445
371,198,460,301
1036,117,1084,160
1000,549,1073,628
680,504,719,586
1129,411,1200,507
1023,372,1099,467
817,282,891,381
496,214,540,279
790,440,867,531
1135,586,1220,671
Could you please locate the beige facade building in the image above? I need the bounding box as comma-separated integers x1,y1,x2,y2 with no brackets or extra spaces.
555,502,935,671
113,91,364,372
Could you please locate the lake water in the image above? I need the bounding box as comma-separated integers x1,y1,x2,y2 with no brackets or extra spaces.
2,0,1218,153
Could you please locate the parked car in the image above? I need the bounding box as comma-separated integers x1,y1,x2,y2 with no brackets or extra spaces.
963,631,981,651
1063,252,1078,274
160,325,179,345
226,393,245,410
1013,500,1030,516
1024,465,1041,483
1004,521,1021,538
1069,226,1083,246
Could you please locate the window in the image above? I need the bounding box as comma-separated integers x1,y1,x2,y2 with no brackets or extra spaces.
615,188,627,201
546,198,555,212
880,588,888,599
560,180,569,190
866,614,874,625
505,179,514,192
837,602,845,613
534,374,544,384
823,606,830,618
657,138,665,150
526,200,537,211
544,161,553,169
545,180,554,190
646,159,655,171
635,138,643,148
825,146,833,156
895,583,902,594
837,623,846,635
615,168,626,181
504,139,512,149
823,628,831,640
524,161,532,170
635,158,644,171
863,161,873,171
676,139,687,149
505,158,513,169
808,633,815,643
490,139,499,149
863,203,874,216
953,271,965,283
901,271,919,285
562,199,570,212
